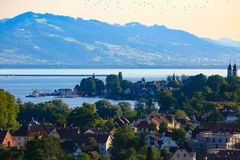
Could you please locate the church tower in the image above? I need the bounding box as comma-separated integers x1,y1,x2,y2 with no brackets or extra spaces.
227,63,233,77
233,64,238,77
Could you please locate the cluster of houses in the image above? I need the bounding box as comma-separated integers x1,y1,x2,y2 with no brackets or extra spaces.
1,110,240,160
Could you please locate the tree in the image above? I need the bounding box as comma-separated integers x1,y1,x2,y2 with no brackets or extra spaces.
81,153,91,160
61,140,75,154
18,100,70,125
111,125,144,160
206,111,225,123
134,100,147,118
68,105,100,131
118,102,137,121
95,79,105,94
0,145,23,160
175,110,186,119
157,90,175,111
159,122,168,133
24,136,63,160
172,128,187,145
0,89,19,130
86,137,97,146
106,74,122,98
146,147,160,160
145,97,158,114
182,74,207,96
148,123,157,132
207,75,226,92
95,100,121,119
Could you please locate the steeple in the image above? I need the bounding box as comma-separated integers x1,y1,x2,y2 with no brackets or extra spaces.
227,63,232,77
233,64,238,77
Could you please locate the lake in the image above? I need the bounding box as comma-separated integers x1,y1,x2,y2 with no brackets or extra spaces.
0,69,227,108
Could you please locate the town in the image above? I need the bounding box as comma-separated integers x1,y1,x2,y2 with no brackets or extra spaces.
1,64,240,160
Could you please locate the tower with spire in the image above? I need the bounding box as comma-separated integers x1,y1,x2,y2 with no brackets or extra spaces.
227,63,233,77
233,64,238,77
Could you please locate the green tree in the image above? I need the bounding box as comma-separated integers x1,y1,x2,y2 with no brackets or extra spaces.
18,100,70,126
106,74,122,98
157,90,175,111
159,122,168,133
0,145,24,160
145,97,158,114
0,89,19,130
118,102,137,121
175,110,186,119
172,128,187,145
95,100,121,119
24,136,63,160
68,105,100,131
146,146,160,160
111,125,144,160
206,111,225,123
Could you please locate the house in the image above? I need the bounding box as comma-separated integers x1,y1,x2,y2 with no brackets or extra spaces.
12,120,56,147
58,88,73,96
145,131,177,149
74,145,100,158
145,131,162,148
49,128,79,141
226,115,238,123
0,130,16,147
12,124,48,147
170,146,196,160
115,116,130,127
188,123,240,157
189,131,240,152
134,112,179,132
73,129,113,154
205,149,240,160
160,135,178,149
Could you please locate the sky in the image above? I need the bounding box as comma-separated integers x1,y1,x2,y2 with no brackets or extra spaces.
1,0,240,41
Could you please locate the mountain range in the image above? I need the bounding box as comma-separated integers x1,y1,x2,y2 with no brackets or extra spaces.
0,12,239,68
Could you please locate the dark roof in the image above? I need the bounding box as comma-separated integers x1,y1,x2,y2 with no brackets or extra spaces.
80,145,99,153
43,124,56,133
170,144,192,154
84,128,109,134
56,128,79,139
135,120,149,129
0,130,8,143
73,133,111,144
200,123,240,132
147,131,161,142
13,125,48,137
207,149,240,160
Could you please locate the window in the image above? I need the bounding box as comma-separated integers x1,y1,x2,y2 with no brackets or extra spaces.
207,138,209,142
219,138,222,143
184,153,186,157
213,138,215,142
216,144,218,148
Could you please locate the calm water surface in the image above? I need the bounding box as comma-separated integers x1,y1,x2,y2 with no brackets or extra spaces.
0,69,226,108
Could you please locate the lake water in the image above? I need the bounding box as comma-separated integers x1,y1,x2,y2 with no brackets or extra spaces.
0,69,227,108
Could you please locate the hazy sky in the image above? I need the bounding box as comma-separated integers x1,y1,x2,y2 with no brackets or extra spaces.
1,0,240,40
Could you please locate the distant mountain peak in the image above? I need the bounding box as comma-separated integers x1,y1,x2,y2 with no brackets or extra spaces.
0,12,239,68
